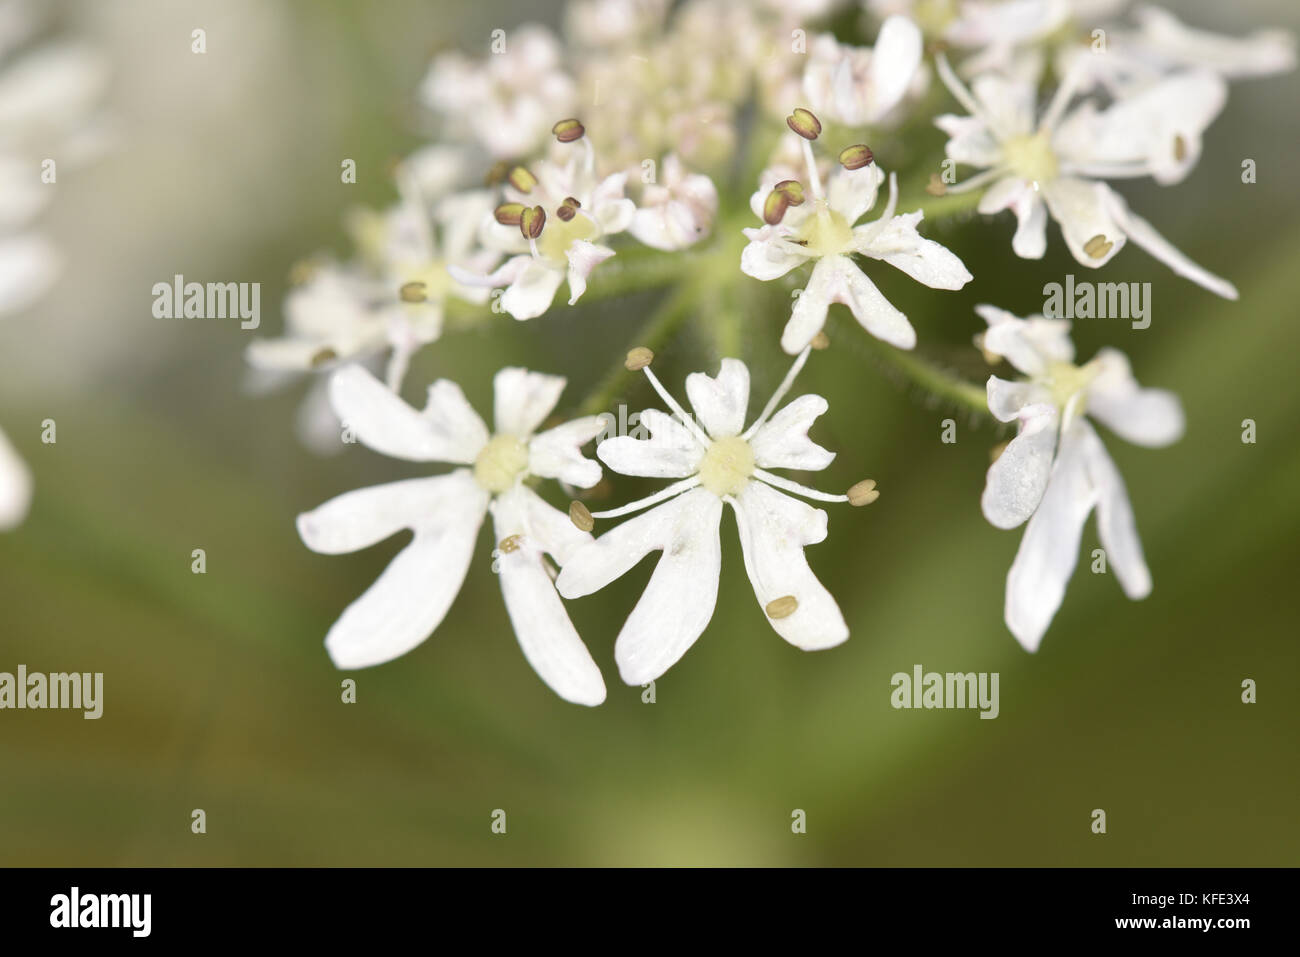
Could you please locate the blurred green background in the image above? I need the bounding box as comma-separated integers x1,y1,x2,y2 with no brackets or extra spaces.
1,0,1297,866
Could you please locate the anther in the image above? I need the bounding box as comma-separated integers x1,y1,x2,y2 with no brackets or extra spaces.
763,190,790,225
625,346,654,371
553,118,585,143
569,501,595,532
484,160,510,187
810,332,829,350
498,534,522,554
1083,234,1113,259
925,173,948,197
494,202,525,226
508,166,538,193
399,281,428,303
765,595,799,619
1173,134,1187,162
787,107,822,140
847,479,879,506
838,144,874,170
309,347,337,368
519,205,546,240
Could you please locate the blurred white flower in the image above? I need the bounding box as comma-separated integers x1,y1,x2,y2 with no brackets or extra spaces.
453,133,636,319
0,424,31,529
420,23,576,160
297,364,608,705
976,304,1183,650
742,122,971,354
565,0,669,50
801,16,923,126
558,347,874,685
628,153,717,251
934,54,1236,297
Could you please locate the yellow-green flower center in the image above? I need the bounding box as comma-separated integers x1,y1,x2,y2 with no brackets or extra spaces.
538,211,598,261
698,435,756,497
1043,361,1096,414
796,203,855,257
473,434,530,493
1002,130,1059,186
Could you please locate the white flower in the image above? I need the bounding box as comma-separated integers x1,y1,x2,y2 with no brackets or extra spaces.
628,153,718,251
0,424,31,530
297,364,608,705
0,7,108,314
801,16,923,126
976,304,1184,651
420,23,576,160
741,121,972,354
557,347,875,685
934,54,1237,298
453,136,636,319
565,0,669,50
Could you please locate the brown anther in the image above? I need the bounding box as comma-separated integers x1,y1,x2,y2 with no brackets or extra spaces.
498,534,522,554
1173,134,1187,162
765,595,799,619
519,205,546,240
494,202,526,226
773,179,805,205
556,204,576,222
847,479,879,506
399,281,428,303
553,118,586,143
569,501,595,532
625,346,654,371
810,331,830,350
562,196,581,209
763,190,790,225
787,107,822,140
838,144,874,170
508,166,538,193
309,347,338,368
925,173,948,197
1083,234,1113,259
484,160,510,187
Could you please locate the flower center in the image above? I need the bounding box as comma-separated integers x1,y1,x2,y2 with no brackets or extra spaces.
698,435,756,497
538,211,598,261
473,434,530,493
1002,130,1059,186
796,202,854,257
1043,361,1096,414
913,0,959,35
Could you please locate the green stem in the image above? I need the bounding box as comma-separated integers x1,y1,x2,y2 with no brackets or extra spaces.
848,319,990,417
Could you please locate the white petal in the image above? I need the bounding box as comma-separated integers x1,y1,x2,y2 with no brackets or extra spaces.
565,240,616,304
529,415,605,488
982,388,1060,529
1129,6,1296,80
493,367,565,438
935,113,1002,168
491,486,605,706
301,471,490,669
749,394,835,472
783,255,915,354
558,488,723,685
0,234,58,315
979,177,1048,260
1077,422,1151,601
1041,176,1126,268
868,15,923,120
1099,183,1238,300
686,358,750,439
977,305,1075,377
1085,347,1184,448
740,231,809,281
985,374,1050,422
329,364,489,464
827,162,884,226
858,210,973,289
1004,423,1097,651
730,481,847,650
597,408,705,478
0,427,32,530
501,259,565,319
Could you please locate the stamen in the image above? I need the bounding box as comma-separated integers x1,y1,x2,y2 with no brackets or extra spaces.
1173,134,1187,162
399,281,428,303
556,196,582,222
494,202,525,226
624,346,654,371
590,477,702,520
641,366,712,446
763,190,790,225
552,118,585,143
810,332,829,350
568,500,595,532
765,595,799,619
754,468,848,503
520,205,546,240
925,173,948,197
1040,56,1089,135
484,161,510,187
846,479,879,506
774,180,805,204
800,138,824,199
1083,234,1113,259
786,107,822,140
309,347,337,368
935,54,989,133
838,144,874,170
941,166,1004,195
743,346,812,439
498,534,523,554
508,166,538,193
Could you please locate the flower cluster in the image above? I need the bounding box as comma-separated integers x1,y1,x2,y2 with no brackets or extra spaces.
268,0,1294,703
